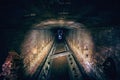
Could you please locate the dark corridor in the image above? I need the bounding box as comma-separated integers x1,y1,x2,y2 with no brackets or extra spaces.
0,0,120,80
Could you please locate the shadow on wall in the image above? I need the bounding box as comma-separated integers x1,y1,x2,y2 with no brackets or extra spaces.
103,57,117,80
91,27,120,80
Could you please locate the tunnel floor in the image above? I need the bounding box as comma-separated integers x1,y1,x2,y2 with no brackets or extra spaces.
49,56,70,80
49,42,70,80
33,41,84,80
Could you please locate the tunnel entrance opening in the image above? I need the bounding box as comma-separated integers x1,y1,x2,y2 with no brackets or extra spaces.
57,29,63,40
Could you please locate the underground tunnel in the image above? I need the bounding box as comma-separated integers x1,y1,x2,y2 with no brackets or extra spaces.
0,19,119,80
0,0,120,80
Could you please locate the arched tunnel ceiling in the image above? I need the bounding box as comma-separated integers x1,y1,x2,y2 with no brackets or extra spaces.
33,20,85,29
